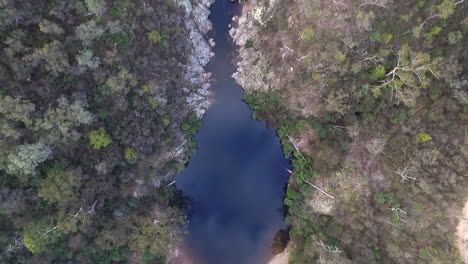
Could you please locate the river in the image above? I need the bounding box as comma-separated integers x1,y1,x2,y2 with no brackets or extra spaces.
175,1,290,263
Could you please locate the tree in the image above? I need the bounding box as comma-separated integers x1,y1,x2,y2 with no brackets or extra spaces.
124,147,138,164
147,30,162,44
85,0,106,17
127,210,186,257
39,19,64,35
88,128,112,150
23,218,61,254
7,143,52,183
38,163,82,206
374,45,441,106
0,96,35,126
26,40,70,76
35,96,95,142
76,20,105,46
300,27,316,45
76,49,101,69
104,67,137,95
356,11,375,30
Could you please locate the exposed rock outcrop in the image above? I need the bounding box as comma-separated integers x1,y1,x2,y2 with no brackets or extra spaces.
179,0,216,118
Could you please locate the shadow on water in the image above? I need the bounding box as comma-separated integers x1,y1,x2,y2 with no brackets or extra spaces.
175,1,291,263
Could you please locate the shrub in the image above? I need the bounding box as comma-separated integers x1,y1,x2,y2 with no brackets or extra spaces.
371,64,386,80
88,128,112,149
162,117,170,127
334,51,346,64
381,32,393,43
417,133,432,143
301,27,315,45
424,26,442,40
147,30,162,44
148,96,159,109
124,147,138,164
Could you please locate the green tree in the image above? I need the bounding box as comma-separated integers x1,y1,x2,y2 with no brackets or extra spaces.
23,218,61,254
104,67,137,95
374,45,441,106
27,41,70,76
35,96,95,142
7,143,52,182
0,96,35,126
76,49,101,69
124,147,138,164
38,163,82,205
127,210,186,257
39,19,64,35
371,65,386,80
88,128,112,149
436,0,455,19
147,30,162,44
300,27,315,45
447,31,462,45
85,0,106,17
76,20,105,46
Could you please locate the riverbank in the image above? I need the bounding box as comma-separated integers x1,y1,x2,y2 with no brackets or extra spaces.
231,0,468,263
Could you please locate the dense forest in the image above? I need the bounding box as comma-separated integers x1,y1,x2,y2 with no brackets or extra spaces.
0,0,207,263
233,0,468,263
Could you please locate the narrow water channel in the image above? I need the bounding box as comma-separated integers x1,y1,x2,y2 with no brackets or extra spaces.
175,1,290,264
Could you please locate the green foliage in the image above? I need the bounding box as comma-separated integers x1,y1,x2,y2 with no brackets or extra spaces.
27,41,70,76
162,117,171,127
377,45,441,106
436,0,455,19
419,246,434,259
124,147,138,164
127,212,186,257
38,161,82,205
39,19,64,35
7,143,52,182
301,27,315,45
103,67,137,95
0,96,35,126
424,26,442,40
88,128,112,150
182,112,201,136
371,64,386,80
373,32,393,43
373,192,400,208
23,218,62,254
381,32,393,43
109,0,131,17
76,20,105,46
147,30,162,44
447,31,462,45
76,49,101,69
417,132,432,143
334,51,346,64
35,96,95,142
85,0,106,17
148,96,159,109
245,39,254,48
373,246,382,261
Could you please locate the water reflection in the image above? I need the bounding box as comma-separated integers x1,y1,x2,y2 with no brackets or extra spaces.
175,1,290,264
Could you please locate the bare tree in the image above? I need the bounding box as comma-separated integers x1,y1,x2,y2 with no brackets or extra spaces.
395,166,417,181
365,133,387,157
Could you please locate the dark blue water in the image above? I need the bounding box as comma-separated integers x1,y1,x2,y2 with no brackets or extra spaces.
175,1,290,264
